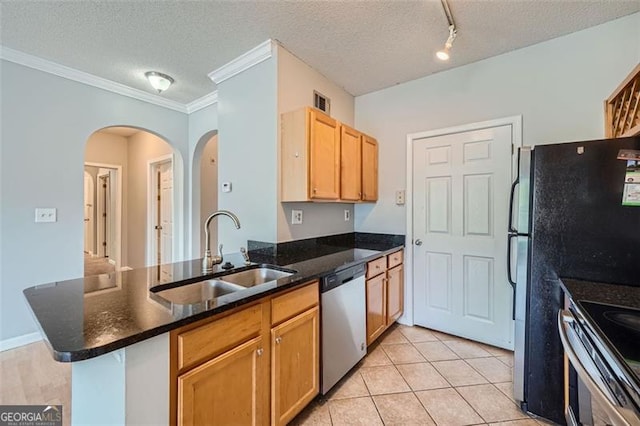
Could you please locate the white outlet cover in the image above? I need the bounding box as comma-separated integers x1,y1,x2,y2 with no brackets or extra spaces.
344,209,350,221
395,190,406,205
291,209,303,225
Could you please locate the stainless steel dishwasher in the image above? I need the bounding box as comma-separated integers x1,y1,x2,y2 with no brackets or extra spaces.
321,262,367,395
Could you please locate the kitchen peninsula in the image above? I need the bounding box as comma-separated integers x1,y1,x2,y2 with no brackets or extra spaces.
23,233,404,425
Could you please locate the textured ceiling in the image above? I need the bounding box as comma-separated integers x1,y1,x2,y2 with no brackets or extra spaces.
1,1,639,104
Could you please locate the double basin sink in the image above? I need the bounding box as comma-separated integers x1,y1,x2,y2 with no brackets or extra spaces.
151,266,295,306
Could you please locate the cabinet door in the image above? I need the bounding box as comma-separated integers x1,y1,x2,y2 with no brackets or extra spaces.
178,336,267,426
366,274,387,345
340,125,362,201
386,264,404,325
361,135,378,201
309,109,340,200
272,306,320,426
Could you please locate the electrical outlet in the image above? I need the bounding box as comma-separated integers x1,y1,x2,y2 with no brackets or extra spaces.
395,190,406,205
291,209,303,225
35,208,57,223
344,209,350,221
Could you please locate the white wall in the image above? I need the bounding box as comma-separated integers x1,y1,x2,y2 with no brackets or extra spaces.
217,57,278,252
200,135,218,254
0,60,189,341
126,132,174,268
354,12,640,235
188,103,218,260
276,45,356,242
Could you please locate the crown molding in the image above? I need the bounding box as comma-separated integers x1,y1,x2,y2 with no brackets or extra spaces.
0,46,189,113
185,91,219,113
208,39,275,85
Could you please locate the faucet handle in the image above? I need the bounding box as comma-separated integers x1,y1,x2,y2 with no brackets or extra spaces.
218,244,224,262
240,247,250,265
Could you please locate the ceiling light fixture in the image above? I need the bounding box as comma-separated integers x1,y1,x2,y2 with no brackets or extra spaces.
436,0,457,61
145,71,174,94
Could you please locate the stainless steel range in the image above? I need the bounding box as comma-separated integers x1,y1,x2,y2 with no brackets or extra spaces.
559,300,640,425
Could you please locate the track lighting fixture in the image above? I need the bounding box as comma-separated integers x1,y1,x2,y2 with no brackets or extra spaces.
436,0,457,61
436,24,457,61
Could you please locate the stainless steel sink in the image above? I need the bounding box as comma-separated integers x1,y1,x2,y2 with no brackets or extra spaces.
218,267,294,287
153,279,245,305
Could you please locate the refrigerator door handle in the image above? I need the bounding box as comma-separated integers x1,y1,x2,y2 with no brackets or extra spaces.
507,233,517,288
508,178,519,233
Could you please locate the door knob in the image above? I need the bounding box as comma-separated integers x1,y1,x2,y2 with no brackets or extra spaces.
415,239,423,246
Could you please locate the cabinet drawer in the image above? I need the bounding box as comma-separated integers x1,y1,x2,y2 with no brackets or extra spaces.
367,257,386,279
272,281,319,326
387,250,403,269
177,303,263,372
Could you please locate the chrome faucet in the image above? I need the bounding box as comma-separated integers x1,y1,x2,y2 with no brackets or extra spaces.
202,210,241,274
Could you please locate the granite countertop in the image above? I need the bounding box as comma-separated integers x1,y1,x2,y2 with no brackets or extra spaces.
24,234,404,362
560,278,640,309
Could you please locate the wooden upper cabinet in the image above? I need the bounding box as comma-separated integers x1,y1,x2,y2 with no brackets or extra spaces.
281,106,378,203
362,135,378,202
309,109,341,200
340,125,362,201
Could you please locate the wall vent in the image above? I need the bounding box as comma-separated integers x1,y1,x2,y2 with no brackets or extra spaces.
313,91,330,115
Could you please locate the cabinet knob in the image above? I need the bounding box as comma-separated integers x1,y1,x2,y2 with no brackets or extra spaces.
275,337,282,344
375,265,380,269
313,188,317,194
257,348,263,356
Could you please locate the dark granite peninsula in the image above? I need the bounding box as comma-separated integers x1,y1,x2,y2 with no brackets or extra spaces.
22,232,404,425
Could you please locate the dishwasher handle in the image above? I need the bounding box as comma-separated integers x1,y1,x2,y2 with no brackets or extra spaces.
322,263,366,293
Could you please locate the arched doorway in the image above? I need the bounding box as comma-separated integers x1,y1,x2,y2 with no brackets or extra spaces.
191,130,218,258
84,126,181,275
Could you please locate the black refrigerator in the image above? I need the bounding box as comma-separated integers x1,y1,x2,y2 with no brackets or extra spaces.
510,136,640,424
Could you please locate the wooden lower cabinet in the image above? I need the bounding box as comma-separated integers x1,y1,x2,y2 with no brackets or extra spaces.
271,306,320,426
171,281,320,426
366,250,405,346
386,264,404,325
177,336,267,426
366,273,387,345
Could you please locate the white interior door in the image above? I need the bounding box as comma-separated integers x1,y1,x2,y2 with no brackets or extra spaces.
412,125,514,349
83,172,94,254
158,161,173,264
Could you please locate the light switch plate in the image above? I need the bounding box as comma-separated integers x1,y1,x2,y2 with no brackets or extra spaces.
395,190,406,205
221,182,232,193
35,207,57,223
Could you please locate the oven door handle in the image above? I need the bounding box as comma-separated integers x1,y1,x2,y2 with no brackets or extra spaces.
558,310,638,426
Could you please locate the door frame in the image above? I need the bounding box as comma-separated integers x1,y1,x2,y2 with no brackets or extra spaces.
85,162,123,269
146,154,175,267
83,171,95,255
404,116,522,326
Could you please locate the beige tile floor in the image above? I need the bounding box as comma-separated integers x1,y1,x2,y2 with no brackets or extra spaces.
0,341,71,426
292,324,545,426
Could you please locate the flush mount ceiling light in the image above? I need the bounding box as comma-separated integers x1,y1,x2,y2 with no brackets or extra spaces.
436,0,457,61
145,71,174,94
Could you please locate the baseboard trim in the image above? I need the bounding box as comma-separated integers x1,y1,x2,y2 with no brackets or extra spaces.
0,332,42,352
